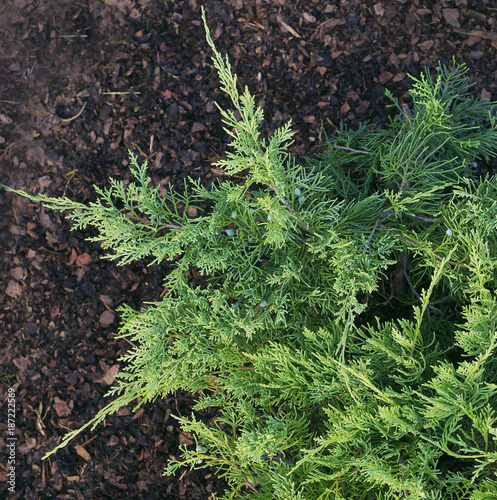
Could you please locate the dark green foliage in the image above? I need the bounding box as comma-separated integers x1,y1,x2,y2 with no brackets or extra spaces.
5,8,497,499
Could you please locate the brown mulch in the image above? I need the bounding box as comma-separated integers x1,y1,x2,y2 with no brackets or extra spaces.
1,0,496,498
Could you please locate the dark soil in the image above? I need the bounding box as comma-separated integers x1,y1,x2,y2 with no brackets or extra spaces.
1,0,496,498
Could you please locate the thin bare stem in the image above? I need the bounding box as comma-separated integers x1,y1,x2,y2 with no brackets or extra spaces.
332,144,373,155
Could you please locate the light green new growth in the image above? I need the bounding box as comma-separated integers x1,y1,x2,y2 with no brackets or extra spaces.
5,6,497,499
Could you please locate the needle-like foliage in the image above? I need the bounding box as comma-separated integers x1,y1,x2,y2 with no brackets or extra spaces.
4,7,497,499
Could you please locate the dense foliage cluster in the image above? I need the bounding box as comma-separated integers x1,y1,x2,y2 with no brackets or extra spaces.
6,9,497,499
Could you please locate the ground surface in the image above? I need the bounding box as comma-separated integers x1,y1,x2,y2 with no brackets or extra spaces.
1,0,497,498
